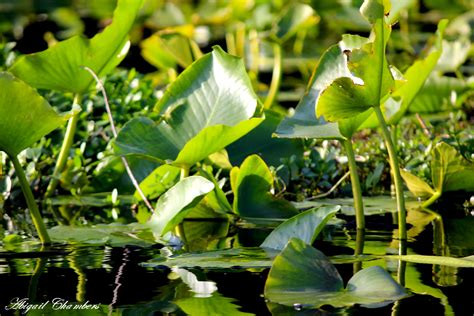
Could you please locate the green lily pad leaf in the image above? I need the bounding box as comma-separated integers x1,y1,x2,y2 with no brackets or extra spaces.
115,46,262,167
143,247,278,269
261,206,340,251
147,176,214,236
48,223,155,247
0,72,72,156
274,3,318,43
227,110,304,167
10,0,143,93
400,170,435,198
176,293,253,316
231,155,298,219
386,255,474,268
265,238,407,309
141,32,195,69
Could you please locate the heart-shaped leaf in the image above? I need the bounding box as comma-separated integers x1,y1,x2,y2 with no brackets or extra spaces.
114,46,263,168
10,0,143,93
230,155,298,219
0,72,72,156
260,205,340,251
265,238,408,309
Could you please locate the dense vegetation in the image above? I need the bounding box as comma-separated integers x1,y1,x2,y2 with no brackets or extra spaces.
0,0,473,314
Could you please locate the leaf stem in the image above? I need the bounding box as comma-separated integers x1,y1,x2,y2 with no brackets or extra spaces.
422,191,441,209
374,106,407,242
45,94,82,198
11,155,51,243
343,139,365,232
263,42,282,109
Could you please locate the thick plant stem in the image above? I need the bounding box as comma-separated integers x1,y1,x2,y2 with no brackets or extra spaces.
45,94,82,198
263,42,282,109
374,106,407,243
343,139,365,232
422,191,441,209
11,155,51,243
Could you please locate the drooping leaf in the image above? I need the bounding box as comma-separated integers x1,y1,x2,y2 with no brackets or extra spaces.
265,238,407,309
10,0,143,93
260,206,340,251
400,170,435,198
0,72,72,156
231,155,298,219
115,46,263,168
227,110,304,166
48,223,155,247
147,176,214,236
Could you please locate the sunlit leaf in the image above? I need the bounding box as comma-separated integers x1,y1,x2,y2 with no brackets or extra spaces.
115,46,263,168
135,164,181,200
231,155,298,219
386,254,474,268
0,72,72,156
400,170,435,198
10,0,144,93
260,206,340,251
176,293,254,316
265,238,407,309
274,3,318,43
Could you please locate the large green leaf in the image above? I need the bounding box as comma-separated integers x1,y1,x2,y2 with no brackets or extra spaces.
316,0,394,122
147,176,214,236
260,206,340,251
10,0,143,93
0,72,72,156
231,155,298,219
265,238,407,309
115,46,263,168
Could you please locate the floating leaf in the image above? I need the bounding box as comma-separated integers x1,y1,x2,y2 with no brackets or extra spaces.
48,224,155,247
10,0,143,93
260,206,340,251
115,46,263,168
0,72,72,156
176,293,253,316
147,176,214,236
386,254,474,268
231,155,298,219
265,238,407,309
143,247,278,269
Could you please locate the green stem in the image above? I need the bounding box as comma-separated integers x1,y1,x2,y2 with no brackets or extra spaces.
343,139,365,232
263,43,282,109
45,94,82,198
422,191,441,209
11,155,51,243
374,106,407,242
180,166,189,180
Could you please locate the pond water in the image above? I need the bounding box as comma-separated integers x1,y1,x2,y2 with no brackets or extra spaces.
0,206,473,315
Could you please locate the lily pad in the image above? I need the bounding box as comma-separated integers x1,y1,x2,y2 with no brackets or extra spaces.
114,46,263,168
176,293,253,316
0,72,72,156
10,0,143,93
264,238,408,309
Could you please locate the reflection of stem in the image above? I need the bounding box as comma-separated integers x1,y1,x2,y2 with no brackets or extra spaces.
82,67,155,214
45,94,82,199
374,106,407,243
108,248,130,316
263,43,282,109
353,228,365,273
28,249,47,301
69,250,86,302
397,239,407,286
343,139,365,232
11,155,51,243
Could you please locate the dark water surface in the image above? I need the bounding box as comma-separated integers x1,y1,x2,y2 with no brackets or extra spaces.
0,209,473,315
